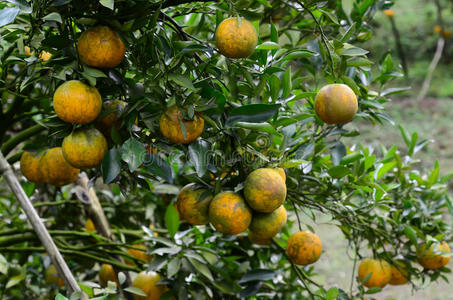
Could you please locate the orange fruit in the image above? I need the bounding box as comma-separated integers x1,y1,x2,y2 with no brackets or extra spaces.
85,218,96,232
314,83,358,124
434,25,443,35
62,127,108,169
249,205,287,241
443,30,452,39
77,26,125,68
24,46,52,61
417,241,451,270
99,264,119,287
358,258,392,288
131,271,168,300
45,265,64,288
126,244,152,265
20,151,45,183
40,147,80,186
209,191,252,235
53,80,102,124
383,9,394,18
176,183,213,225
95,100,127,137
389,260,409,285
275,168,286,181
244,168,287,213
286,231,322,266
215,17,257,59
159,106,204,144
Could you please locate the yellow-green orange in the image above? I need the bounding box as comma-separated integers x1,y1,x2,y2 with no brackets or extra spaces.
358,258,392,288
389,260,409,285
131,271,168,300
286,231,322,265
215,17,257,59
314,83,358,124
249,205,287,241
275,168,286,181
77,26,125,68
40,147,80,186
99,264,119,287
45,265,64,288
159,106,204,144
244,168,287,213
62,127,108,168
209,191,252,235
53,80,102,124
417,241,451,270
177,183,213,225
20,151,45,183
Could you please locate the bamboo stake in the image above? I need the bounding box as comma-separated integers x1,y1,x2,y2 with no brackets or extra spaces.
0,152,87,299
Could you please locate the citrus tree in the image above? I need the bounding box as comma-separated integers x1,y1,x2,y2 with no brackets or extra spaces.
0,0,452,299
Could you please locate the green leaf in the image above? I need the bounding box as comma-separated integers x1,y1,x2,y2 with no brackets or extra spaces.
6,274,25,289
145,154,174,183
256,41,280,50
188,257,214,281
319,8,339,25
101,148,121,184
99,0,114,10
225,104,280,127
0,7,20,27
124,287,147,297
340,47,369,56
0,255,7,275
282,50,316,61
269,74,281,101
169,74,195,90
282,66,292,98
55,294,69,300
83,66,107,78
270,23,278,43
167,258,181,277
375,161,397,180
43,12,62,23
331,142,347,166
121,138,146,172
404,225,418,245
328,166,351,178
235,122,279,135
165,204,180,238
188,139,210,177
325,287,339,300
238,269,275,283
256,0,271,8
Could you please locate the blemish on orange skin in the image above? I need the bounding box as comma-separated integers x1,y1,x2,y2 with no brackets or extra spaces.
286,231,322,266
40,147,80,186
53,80,102,124
314,83,358,125
209,191,252,235
358,258,392,288
244,168,287,213
159,106,204,144
77,26,125,69
215,17,257,59
62,127,108,169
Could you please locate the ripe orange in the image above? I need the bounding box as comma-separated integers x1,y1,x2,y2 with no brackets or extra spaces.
95,100,127,137
215,17,257,59
159,106,204,144
389,260,409,285
40,147,80,186
416,241,450,270
443,30,452,39
383,9,394,18
244,168,287,213
77,26,125,68
45,264,64,288
85,218,96,232
131,271,168,300
62,127,108,169
209,191,252,235
99,264,119,287
126,244,152,265
20,151,45,183
286,231,322,266
275,168,286,181
249,205,287,241
53,80,102,124
176,183,213,225
314,83,358,124
357,258,392,288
